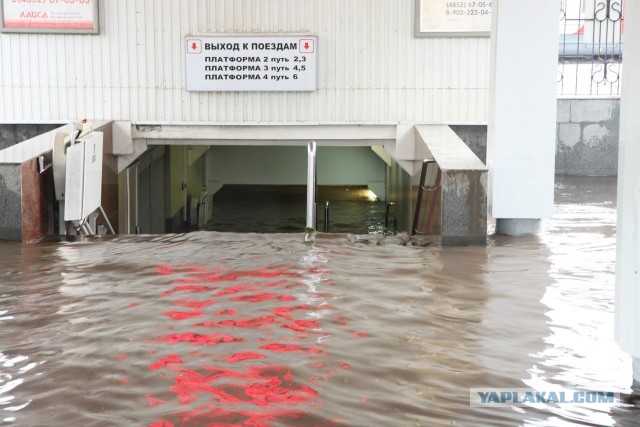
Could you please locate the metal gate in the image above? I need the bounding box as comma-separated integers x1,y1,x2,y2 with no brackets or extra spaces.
558,0,624,96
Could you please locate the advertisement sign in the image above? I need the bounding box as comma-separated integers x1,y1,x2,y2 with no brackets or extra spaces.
1,0,99,34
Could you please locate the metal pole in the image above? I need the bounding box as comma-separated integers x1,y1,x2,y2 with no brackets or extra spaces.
324,201,329,232
306,141,317,230
98,205,116,234
126,168,131,234
385,202,395,228
59,201,66,235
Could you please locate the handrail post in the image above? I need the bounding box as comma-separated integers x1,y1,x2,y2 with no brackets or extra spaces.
306,141,317,231
324,201,330,232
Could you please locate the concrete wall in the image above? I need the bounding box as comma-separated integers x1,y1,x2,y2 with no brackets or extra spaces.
0,124,60,151
206,146,386,186
0,164,22,241
556,99,620,176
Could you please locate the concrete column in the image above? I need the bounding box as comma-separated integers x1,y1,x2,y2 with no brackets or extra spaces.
487,0,558,235
615,0,640,383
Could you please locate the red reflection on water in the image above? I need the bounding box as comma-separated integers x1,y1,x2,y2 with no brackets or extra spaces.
163,310,203,321
231,293,281,303
157,333,243,346
218,315,275,329
215,309,238,316
172,298,219,309
146,394,166,407
226,352,267,363
162,285,217,298
140,262,342,427
149,354,185,371
214,284,260,297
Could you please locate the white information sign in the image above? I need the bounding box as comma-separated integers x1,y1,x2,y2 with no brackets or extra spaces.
185,35,318,92
416,0,492,37
0,0,99,34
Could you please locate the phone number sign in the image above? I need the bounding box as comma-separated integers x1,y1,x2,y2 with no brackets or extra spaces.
185,35,318,92
1,0,99,34
416,0,492,36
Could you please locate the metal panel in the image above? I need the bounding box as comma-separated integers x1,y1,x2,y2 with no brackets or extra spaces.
137,163,151,233
64,132,104,221
0,0,490,124
149,155,165,233
135,147,165,234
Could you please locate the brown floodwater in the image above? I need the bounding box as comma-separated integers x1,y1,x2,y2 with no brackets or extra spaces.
0,176,638,426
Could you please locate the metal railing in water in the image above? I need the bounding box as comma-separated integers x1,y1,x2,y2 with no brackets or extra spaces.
558,0,624,96
412,160,442,237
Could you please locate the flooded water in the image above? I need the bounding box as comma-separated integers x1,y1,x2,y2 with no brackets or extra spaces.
208,185,390,234
0,176,638,426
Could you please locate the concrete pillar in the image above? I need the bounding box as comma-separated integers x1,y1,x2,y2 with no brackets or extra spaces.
487,0,558,235
615,0,640,383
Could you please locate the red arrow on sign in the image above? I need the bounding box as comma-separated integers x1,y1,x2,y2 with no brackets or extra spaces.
187,39,202,54
299,39,314,53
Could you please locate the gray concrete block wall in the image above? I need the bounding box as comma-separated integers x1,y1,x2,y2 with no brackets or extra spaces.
451,99,620,177
0,164,22,241
556,99,620,176
450,125,488,164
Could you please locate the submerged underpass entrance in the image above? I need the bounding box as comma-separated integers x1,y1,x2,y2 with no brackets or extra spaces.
123,144,392,235
208,185,389,234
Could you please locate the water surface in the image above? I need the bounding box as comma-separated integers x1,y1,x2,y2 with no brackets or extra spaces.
0,176,637,426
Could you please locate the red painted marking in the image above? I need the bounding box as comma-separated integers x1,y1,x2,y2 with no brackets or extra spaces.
118,378,129,383
352,331,367,338
149,354,185,371
126,301,140,308
149,421,174,427
225,352,267,363
118,354,128,360
339,363,351,370
280,295,296,302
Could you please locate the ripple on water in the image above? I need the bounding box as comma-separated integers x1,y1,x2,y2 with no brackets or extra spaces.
0,179,636,426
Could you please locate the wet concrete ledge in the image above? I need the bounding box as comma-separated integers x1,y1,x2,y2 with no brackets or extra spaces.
416,125,488,246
